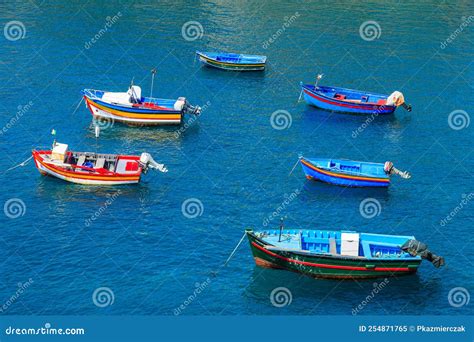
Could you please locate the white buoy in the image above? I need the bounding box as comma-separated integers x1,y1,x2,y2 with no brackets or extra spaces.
95,124,100,138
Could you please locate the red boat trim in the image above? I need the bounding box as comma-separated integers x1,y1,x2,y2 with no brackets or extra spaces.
303,89,395,111
301,159,389,183
251,242,411,272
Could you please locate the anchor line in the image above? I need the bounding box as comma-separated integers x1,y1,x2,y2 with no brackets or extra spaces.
5,155,33,172
71,97,84,116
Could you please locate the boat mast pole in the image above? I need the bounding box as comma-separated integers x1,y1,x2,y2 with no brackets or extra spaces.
278,217,284,242
94,124,100,154
150,68,157,98
315,73,323,88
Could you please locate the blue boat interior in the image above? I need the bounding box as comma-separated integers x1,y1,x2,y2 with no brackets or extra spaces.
82,89,177,109
303,157,388,178
302,84,389,105
255,229,419,260
197,51,267,64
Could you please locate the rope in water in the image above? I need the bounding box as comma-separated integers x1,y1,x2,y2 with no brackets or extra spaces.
210,231,247,277
297,88,304,102
71,97,84,116
222,231,247,268
6,155,33,172
288,157,301,176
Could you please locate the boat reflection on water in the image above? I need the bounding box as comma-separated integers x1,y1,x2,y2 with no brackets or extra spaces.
244,267,441,314
300,179,391,202
87,118,202,145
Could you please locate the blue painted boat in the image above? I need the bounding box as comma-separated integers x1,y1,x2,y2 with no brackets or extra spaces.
196,51,266,71
299,77,412,115
247,227,444,279
300,157,410,187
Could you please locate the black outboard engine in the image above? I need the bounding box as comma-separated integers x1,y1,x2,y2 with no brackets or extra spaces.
401,239,445,268
174,97,202,116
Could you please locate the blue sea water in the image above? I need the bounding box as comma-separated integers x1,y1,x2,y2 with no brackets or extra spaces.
0,1,473,316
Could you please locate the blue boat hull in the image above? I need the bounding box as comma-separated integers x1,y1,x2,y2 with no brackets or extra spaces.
300,158,390,187
301,84,396,115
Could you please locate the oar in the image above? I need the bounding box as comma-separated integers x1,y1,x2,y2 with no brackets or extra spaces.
210,231,247,277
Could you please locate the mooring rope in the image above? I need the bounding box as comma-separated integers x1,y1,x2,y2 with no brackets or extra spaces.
223,231,247,267
71,97,84,116
211,231,247,277
297,88,304,102
288,157,301,176
6,155,33,172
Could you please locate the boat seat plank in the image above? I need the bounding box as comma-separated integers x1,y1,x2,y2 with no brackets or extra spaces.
77,155,86,166
95,158,105,169
329,238,338,255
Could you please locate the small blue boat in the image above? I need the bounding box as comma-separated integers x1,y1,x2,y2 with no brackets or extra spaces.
300,157,410,187
299,75,412,115
196,51,266,71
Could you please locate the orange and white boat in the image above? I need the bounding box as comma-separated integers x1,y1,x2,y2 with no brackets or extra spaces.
32,142,167,185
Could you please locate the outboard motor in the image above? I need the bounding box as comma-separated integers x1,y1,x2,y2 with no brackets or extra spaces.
128,85,142,104
174,97,201,115
401,239,445,268
386,91,412,112
185,103,202,115
384,161,411,179
139,153,168,173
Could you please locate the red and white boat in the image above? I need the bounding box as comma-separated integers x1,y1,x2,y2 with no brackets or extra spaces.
32,142,167,185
